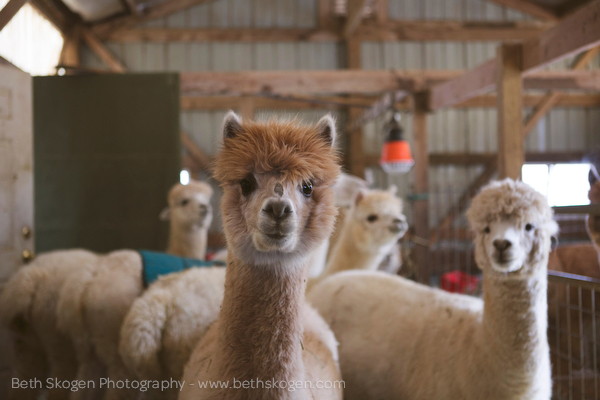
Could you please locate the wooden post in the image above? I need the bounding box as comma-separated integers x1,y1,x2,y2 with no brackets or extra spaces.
413,93,429,284
347,37,365,178
497,44,524,180
59,25,81,68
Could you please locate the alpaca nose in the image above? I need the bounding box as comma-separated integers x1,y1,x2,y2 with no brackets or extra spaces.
493,239,512,252
263,200,293,220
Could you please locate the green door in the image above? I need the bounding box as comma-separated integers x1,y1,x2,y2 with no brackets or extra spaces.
33,73,180,253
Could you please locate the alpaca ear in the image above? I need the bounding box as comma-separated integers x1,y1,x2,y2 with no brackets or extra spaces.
223,111,243,140
159,207,171,221
354,190,365,206
388,185,398,195
316,114,337,147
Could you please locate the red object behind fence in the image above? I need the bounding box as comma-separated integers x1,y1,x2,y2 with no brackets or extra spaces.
441,270,479,294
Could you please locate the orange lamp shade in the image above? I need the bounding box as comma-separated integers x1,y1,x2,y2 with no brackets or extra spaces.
379,113,414,175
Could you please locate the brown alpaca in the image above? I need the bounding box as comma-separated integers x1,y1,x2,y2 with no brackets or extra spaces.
179,112,343,400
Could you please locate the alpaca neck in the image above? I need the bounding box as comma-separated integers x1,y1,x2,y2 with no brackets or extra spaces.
480,264,549,393
217,255,306,396
322,224,387,278
167,223,207,259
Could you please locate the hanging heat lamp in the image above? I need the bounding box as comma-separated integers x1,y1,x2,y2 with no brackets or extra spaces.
380,112,414,175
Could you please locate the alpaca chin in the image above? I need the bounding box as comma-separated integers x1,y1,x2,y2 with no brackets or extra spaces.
252,231,298,253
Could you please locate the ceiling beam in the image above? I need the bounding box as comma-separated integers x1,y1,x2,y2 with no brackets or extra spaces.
344,0,370,38
92,0,216,38
0,0,28,32
428,1,600,110
483,0,560,21
179,93,600,111
522,0,600,72
105,20,552,43
180,69,600,96
80,28,126,72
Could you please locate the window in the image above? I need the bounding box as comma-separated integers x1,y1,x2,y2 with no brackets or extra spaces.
522,163,591,206
0,1,63,76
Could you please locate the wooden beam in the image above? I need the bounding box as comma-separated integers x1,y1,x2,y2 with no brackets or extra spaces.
92,0,216,38
180,69,600,96
428,60,497,110
120,0,140,16
344,0,369,38
59,25,81,68
523,46,600,136
376,0,387,23
181,132,212,170
365,152,586,167
413,103,430,284
81,28,126,73
0,0,28,31
484,0,560,21
347,36,365,178
497,43,524,180
105,20,552,43
180,93,600,111
522,1,600,72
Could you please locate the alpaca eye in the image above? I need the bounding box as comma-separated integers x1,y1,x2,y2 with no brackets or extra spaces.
525,223,534,232
367,214,378,222
484,227,490,234
180,199,189,206
240,179,253,195
301,181,313,197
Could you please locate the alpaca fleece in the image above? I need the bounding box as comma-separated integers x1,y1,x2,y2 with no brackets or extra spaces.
309,179,558,400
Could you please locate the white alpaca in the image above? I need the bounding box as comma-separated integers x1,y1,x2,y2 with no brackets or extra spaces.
55,180,214,400
309,179,558,400
118,267,225,400
307,186,408,292
179,112,343,400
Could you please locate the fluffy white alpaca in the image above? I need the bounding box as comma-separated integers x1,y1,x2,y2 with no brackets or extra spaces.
307,186,408,292
118,267,225,400
55,180,214,400
309,179,558,400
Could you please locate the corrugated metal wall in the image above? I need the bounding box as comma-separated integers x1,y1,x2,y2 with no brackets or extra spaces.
80,0,600,231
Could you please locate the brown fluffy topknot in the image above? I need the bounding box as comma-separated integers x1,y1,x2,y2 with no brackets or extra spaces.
213,113,341,187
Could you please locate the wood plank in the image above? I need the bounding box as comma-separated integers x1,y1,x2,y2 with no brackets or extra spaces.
357,19,552,41
344,0,369,38
376,0,387,24
497,44,524,180
105,20,553,43
428,60,497,110
180,93,600,111
59,25,81,68
484,0,560,21
522,1,600,72
413,106,429,284
81,28,126,73
346,35,365,178
180,69,600,96
0,0,28,32
92,0,216,38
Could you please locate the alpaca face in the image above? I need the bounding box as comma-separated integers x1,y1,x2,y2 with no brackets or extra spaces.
216,112,340,267
161,181,214,229
481,219,537,273
350,188,408,251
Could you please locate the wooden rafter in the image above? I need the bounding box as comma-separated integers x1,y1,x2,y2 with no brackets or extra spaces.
344,0,370,38
484,0,560,21
428,0,600,110
80,28,126,72
524,46,600,135
105,20,552,43
0,0,28,31
180,69,600,96
180,93,600,111
92,0,216,39
181,132,212,170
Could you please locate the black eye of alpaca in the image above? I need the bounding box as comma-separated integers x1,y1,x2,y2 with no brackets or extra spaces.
240,179,253,195
180,199,189,206
484,227,490,234
525,223,534,232
367,214,378,222
301,181,313,197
